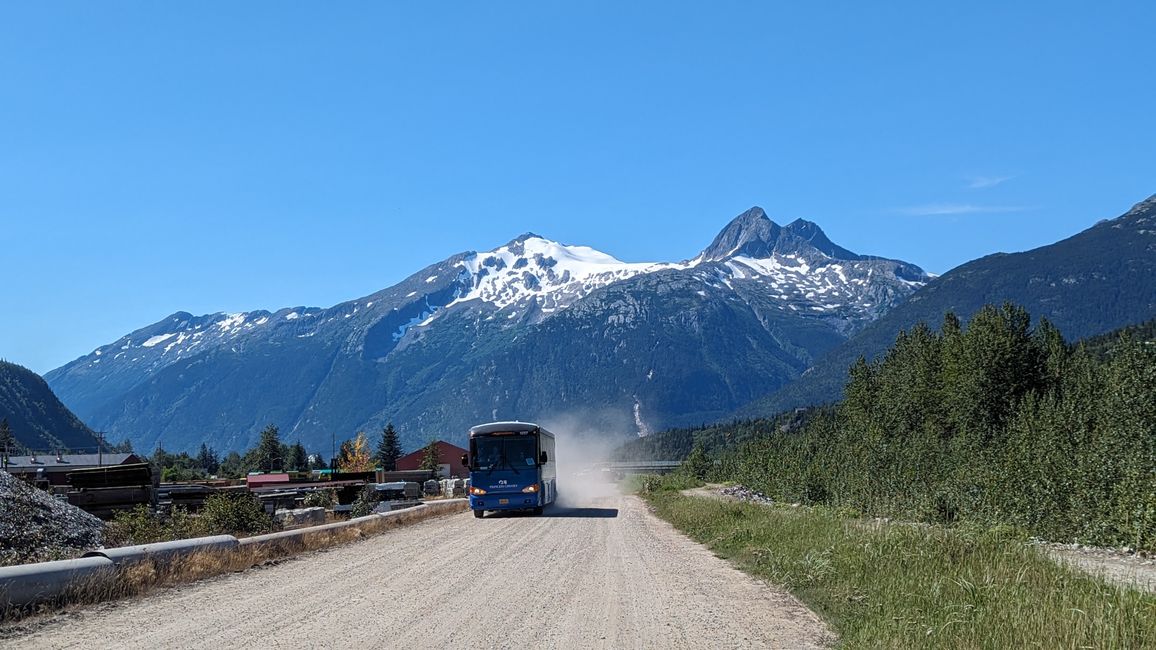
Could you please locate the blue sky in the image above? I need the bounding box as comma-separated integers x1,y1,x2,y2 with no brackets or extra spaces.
2,2,1153,374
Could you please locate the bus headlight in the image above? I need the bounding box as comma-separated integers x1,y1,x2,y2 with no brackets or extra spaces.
470,486,487,495
522,484,540,493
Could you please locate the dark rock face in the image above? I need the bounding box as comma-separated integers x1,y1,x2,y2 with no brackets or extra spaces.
45,207,930,454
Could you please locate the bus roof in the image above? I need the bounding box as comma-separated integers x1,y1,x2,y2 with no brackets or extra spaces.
468,421,554,439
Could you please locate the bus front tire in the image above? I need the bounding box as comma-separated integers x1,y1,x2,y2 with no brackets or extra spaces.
473,509,484,518
533,506,544,516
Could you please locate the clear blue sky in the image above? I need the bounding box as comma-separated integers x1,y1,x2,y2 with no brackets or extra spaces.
2,3,1153,374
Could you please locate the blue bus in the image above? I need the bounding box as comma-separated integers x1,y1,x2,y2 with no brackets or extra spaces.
463,421,557,518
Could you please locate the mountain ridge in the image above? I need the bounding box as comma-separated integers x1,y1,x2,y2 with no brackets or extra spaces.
736,193,1156,418
45,207,930,453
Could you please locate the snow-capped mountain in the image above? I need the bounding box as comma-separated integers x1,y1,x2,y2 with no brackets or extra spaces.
46,206,929,454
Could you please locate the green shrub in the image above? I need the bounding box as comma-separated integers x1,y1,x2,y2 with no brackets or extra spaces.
197,493,277,537
302,488,336,509
104,506,201,546
349,485,381,518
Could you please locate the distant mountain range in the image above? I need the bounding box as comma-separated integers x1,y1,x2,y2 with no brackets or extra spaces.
0,361,101,453
45,207,928,454
738,194,1156,417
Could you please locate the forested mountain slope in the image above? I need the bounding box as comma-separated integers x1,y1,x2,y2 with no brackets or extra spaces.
0,361,101,453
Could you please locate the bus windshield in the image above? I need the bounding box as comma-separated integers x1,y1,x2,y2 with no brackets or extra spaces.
474,436,538,473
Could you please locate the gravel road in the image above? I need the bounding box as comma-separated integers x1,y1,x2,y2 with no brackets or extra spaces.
5,485,831,649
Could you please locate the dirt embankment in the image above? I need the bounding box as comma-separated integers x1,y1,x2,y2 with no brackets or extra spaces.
4,483,831,649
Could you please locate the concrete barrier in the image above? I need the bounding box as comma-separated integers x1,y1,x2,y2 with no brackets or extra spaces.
83,535,239,566
275,506,326,529
1,498,469,613
0,556,116,610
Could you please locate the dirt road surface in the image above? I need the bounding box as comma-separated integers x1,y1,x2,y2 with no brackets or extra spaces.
5,485,831,649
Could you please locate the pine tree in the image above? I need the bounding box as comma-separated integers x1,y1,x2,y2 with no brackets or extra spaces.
376,423,401,471
288,442,308,472
197,442,220,474
0,418,13,464
254,424,283,472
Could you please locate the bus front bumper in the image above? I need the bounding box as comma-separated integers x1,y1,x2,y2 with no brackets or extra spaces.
470,494,539,511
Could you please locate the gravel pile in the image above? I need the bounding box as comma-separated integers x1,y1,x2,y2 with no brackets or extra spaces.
0,470,103,567
720,484,775,505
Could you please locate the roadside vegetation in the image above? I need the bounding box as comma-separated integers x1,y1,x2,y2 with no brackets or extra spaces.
103,493,278,546
624,305,1156,645
637,474,1156,648
630,306,1156,552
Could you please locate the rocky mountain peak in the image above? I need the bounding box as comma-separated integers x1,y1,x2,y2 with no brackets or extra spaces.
700,208,870,263
699,207,782,261
780,218,864,261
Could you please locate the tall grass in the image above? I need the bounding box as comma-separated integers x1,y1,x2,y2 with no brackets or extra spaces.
641,481,1156,649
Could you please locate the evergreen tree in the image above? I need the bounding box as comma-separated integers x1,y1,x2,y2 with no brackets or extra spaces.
288,442,308,472
0,418,13,463
254,424,283,472
376,423,401,471
196,442,220,474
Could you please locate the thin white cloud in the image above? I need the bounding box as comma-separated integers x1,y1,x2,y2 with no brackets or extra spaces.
965,174,1014,189
895,203,1032,217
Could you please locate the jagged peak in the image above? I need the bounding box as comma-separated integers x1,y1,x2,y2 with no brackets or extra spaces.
700,207,781,261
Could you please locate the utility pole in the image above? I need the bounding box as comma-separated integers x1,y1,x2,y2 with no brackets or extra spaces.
96,431,105,466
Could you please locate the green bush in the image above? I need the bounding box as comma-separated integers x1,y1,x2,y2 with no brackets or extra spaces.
104,494,277,546
349,485,381,518
104,506,200,546
302,488,336,509
198,493,277,536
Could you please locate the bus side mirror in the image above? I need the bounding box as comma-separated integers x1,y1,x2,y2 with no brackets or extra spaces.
460,453,470,469
539,451,548,464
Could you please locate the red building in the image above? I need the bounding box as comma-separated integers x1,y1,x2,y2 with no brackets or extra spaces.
395,440,468,478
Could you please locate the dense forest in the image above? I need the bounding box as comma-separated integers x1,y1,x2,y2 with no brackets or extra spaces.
638,307,1156,550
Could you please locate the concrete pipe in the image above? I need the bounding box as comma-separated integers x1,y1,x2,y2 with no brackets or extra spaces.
83,535,239,567
0,556,117,610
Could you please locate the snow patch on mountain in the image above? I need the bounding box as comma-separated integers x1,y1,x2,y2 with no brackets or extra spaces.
142,333,177,348
448,236,690,311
